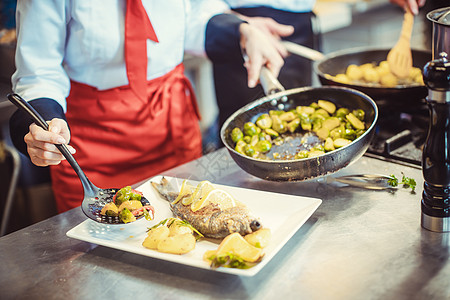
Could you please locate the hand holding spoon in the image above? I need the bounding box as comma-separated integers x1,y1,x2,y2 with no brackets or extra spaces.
7,93,151,224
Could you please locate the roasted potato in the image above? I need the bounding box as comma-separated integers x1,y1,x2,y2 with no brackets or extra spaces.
142,226,170,250
168,219,193,236
244,228,271,248
157,233,196,254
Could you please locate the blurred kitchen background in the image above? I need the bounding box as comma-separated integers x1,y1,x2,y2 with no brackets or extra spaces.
0,0,443,235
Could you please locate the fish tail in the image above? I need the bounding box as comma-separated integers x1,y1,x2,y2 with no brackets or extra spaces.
150,177,178,203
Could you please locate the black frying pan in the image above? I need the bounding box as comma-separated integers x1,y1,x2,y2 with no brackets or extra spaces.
220,85,378,182
283,41,431,103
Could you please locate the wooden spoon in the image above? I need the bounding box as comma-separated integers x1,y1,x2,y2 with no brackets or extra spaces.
387,10,414,78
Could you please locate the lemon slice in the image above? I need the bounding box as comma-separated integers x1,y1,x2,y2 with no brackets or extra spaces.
183,180,215,206
191,188,236,212
216,232,263,262
173,179,195,204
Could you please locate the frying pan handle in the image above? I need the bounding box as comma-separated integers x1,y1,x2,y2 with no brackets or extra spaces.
7,93,98,196
260,66,285,95
282,41,326,61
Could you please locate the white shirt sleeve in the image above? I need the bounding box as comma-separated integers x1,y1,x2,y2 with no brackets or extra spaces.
184,0,231,57
12,0,70,111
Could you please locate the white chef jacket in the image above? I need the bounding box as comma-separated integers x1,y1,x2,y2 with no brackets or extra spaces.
220,0,316,12
12,0,228,112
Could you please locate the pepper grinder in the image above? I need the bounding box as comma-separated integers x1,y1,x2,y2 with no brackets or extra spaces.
421,52,450,232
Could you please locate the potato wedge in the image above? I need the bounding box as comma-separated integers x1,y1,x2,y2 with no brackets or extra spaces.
168,219,193,236
157,233,196,255
244,228,272,248
142,226,170,250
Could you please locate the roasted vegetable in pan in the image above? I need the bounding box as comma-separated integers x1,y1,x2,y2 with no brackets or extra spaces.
328,60,424,88
230,100,367,160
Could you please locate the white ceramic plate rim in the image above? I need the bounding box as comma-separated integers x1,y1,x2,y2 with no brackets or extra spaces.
66,175,322,276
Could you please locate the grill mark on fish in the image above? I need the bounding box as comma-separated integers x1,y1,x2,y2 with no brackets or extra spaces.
151,177,262,239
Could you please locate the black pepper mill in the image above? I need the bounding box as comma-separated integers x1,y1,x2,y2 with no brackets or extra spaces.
421,52,450,232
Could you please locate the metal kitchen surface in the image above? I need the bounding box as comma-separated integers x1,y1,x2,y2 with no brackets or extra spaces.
0,148,449,300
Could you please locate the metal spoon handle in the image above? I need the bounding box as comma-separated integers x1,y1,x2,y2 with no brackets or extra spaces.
7,93,98,196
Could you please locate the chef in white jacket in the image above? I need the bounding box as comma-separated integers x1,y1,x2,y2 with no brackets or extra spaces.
9,0,288,213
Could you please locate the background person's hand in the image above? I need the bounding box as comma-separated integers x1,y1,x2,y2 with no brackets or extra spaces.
389,0,427,15
238,22,286,88
24,118,76,166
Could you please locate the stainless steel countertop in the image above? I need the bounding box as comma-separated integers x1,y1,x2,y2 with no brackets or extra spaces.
1,148,449,300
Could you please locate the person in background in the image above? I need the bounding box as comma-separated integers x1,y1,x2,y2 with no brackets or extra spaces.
389,0,427,15
209,0,429,148
8,0,285,213
0,0,16,44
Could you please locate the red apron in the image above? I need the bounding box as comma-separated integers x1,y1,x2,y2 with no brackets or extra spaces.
50,64,202,213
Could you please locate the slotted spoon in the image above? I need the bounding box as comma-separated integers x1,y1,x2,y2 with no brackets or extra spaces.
7,93,150,224
387,9,414,78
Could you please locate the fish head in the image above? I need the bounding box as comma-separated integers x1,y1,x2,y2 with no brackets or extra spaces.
212,207,262,237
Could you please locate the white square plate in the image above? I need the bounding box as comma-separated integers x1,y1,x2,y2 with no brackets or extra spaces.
67,175,322,276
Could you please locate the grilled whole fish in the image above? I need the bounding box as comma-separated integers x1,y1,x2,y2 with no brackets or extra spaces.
151,177,262,239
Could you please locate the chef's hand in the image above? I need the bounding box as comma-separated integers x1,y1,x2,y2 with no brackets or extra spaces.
239,22,286,88
24,118,76,167
389,0,426,15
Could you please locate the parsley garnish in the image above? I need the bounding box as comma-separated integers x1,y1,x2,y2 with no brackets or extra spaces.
388,173,416,192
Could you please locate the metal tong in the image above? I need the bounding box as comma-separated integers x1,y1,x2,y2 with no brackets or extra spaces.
320,174,395,190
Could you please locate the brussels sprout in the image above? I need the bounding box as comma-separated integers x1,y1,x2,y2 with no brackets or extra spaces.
356,129,365,138
243,122,258,136
250,135,259,146
335,108,350,120
256,114,272,129
119,207,136,224
273,137,284,146
272,115,288,133
258,132,267,141
342,128,356,140
330,125,345,140
287,118,300,133
300,116,312,131
130,191,142,201
311,144,325,152
231,127,244,143
235,140,247,154
244,144,256,157
255,140,272,153
296,106,315,116
243,136,251,144
269,110,284,117
115,186,132,206
265,128,279,138
295,150,309,159
352,109,365,121
312,117,324,131
279,111,297,122
309,102,319,109
100,202,119,217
